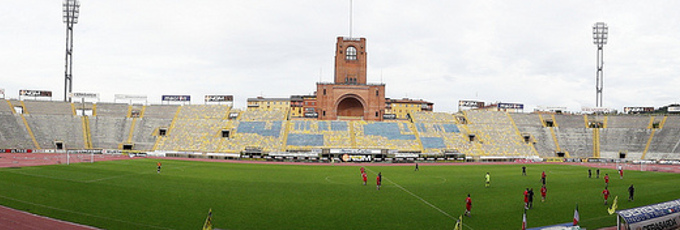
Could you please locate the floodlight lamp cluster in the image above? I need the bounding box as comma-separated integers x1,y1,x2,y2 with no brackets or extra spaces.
593,22,608,46
62,0,80,24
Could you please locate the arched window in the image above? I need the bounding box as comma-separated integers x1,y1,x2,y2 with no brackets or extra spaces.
345,46,357,60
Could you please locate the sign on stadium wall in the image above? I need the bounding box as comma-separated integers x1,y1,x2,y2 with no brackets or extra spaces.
617,199,680,230
69,92,100,99
535,106,567,112
114,94,147,100
497,103,524,110
2,149,33,153
624,107,654,113
458,100,482,108
669,106,680,113
340,154,373,162
162,95,191,102
19,90,52,97
204,95,233,102
581,107,613,113
330,149,381,154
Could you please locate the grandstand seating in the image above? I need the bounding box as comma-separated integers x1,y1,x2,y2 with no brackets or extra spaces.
7,100,680,160
599,128,650,156
553,128,593,158
510,113,543,127
0,113,35,149
24,114,85,149
0,100,13,114
465,110,535,156
606,115,651,128
554,114,586,128
95,103,129,117
285,120,352,149
88,117,131,149
22,101,72,115
663,116,680,129
143,105,179,119
647,127,680,155
353,121,421,151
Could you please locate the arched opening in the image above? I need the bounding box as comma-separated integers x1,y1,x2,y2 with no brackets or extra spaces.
337,96,364,118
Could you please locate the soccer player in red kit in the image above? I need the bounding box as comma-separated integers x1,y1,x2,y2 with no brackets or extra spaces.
540,171,546,185
604,174,610,186
619,167,624,179
376,174,381,190
523,188,529,209
540,185,547,202
602,186,610,205
362,172,367,185
465,194,472,216
360,167,365,174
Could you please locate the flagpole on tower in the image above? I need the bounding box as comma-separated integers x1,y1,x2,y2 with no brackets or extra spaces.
349,0,353,38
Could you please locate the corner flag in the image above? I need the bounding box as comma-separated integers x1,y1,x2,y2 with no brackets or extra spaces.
608,196,618,215
573,204,579,226
454,215,463,230
202,208,213,230
522,209,527,230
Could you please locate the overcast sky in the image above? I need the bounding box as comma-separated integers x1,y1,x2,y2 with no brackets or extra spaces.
2,1,679,112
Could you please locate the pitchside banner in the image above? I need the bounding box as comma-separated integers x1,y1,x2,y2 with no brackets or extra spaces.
340,154,372,162
617,199,680,230
204,95,233,102
330,149,381,154
162,95,191,102
19,89,52,97
669,106,680,113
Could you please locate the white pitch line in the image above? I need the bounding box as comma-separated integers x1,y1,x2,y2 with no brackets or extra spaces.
365,168,456,221
84,165,192,183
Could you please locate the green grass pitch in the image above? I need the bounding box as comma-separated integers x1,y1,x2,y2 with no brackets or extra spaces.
1,159,679,229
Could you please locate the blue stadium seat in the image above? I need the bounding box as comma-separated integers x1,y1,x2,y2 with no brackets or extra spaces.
286,134,324,146
421,137,446,149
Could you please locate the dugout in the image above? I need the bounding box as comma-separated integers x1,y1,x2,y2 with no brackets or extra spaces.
616,198,680,230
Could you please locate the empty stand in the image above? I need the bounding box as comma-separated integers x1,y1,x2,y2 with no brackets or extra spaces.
22,101,72,115
88,117,132,149
554,114,586,128
606,116,651,128
24,114,85,149
95,103,129,117
465,110,535,156
0,113,35,148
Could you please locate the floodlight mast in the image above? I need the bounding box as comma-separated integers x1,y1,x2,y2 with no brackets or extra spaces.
63,0,80,102
593,22,608,108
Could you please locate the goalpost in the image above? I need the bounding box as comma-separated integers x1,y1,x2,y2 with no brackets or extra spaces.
65,150,96,165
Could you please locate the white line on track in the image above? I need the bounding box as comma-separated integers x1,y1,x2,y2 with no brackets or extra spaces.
0,194,173,230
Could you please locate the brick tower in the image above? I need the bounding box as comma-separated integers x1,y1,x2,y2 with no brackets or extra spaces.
316,37,385,121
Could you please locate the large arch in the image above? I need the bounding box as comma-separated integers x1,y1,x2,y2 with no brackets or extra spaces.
335,94,366,118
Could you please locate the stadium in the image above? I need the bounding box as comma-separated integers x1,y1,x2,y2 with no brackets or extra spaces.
3,2,680,230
